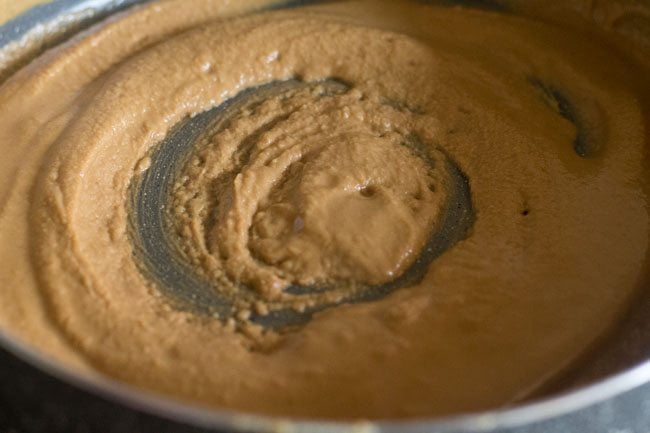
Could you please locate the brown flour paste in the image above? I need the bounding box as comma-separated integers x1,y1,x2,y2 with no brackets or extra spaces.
0,0,649,420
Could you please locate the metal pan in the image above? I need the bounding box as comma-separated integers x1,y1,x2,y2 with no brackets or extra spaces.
1,1,649,432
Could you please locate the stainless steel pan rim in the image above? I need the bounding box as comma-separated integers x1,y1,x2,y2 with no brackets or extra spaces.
1,1,650,432
2,323,650,433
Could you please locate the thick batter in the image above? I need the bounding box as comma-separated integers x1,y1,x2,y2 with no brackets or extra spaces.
0,0,649,420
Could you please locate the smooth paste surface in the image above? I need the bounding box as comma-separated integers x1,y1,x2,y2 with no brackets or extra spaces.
0,0,649,420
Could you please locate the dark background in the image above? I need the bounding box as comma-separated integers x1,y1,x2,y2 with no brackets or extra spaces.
0,346,219,433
